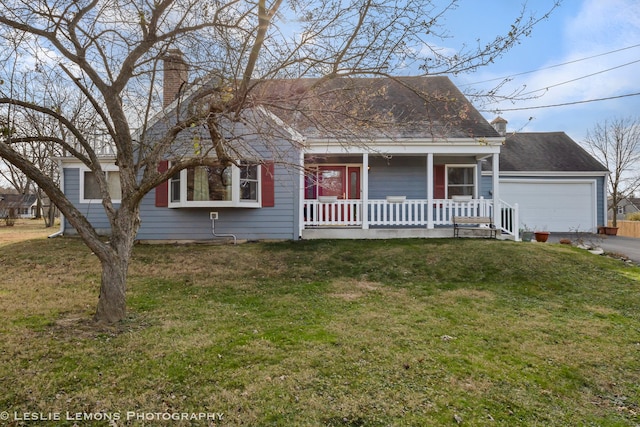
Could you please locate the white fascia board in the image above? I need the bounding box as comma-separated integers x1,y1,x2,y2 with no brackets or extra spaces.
305,136,503,146
304,137,503,155
483,170,610,177
305,143,501,155
55,156,117,167
307,137,505,146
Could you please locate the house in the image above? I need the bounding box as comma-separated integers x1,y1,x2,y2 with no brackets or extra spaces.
610,196,640,221
483,129,609,233
0,193,39,219
56,61,608,241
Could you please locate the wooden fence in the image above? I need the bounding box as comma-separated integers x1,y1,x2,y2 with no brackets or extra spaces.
608,220,640,238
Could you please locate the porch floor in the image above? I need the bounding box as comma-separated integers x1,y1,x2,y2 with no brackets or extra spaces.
301,227,509,240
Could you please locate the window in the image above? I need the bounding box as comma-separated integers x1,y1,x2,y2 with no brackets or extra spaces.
170,170,181,203
168,162,261,207
447,165,476,197
81,169,121,202
617,205,625,215
240,162,259,202
186,165,232,201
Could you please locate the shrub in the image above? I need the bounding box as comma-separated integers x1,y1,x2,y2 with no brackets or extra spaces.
626,212,640,221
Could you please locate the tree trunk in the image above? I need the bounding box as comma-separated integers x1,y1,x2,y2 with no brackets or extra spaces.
45,204,55,227
93,209,138,323
94,255,129,323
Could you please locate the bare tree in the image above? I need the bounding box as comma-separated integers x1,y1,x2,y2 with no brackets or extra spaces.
0,30,73,226
0,0,559,323
584,117,640,228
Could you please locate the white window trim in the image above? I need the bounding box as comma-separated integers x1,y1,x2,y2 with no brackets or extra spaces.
168,163,262,208
79,166,122,204
445,164,477,198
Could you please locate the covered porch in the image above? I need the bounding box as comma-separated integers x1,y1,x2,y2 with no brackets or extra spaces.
298,147,520,240
301,197,519,240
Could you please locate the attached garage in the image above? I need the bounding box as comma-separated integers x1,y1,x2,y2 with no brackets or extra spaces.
500,179,597,232
483,130,609,235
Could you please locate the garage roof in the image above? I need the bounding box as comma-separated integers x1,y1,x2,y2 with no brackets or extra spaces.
490,132,609,172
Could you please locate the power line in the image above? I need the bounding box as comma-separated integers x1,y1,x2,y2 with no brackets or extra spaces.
460,43,640,87
482,91,640,112
517,58,640,96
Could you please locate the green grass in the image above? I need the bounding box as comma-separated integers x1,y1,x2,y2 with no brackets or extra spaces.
1,237,639,426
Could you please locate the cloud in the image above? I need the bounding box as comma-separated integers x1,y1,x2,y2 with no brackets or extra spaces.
473,0,640,139
566,0,640,51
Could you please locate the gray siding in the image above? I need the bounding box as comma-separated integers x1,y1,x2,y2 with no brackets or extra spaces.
64,163,300,241
63,168,114,235
480,175,493,199
596,176,606,226
136,162,299,241
64,108,302,241
368,156,481,199
368,156,426,199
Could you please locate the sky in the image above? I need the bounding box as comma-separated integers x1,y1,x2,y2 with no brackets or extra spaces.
444,0,640,145
2,0,637,192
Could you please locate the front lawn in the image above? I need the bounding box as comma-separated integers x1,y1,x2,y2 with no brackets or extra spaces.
1,237,639,426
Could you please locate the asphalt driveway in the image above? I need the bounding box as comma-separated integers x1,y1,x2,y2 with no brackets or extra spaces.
547,233,640,264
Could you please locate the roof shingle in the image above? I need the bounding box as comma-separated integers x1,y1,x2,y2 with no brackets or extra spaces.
251,76,501,140
496,132,608,172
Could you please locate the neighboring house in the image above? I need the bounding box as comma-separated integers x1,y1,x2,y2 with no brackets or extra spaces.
0,193,39,219
56,62,608,241
609,197,640,221
483,130,609,233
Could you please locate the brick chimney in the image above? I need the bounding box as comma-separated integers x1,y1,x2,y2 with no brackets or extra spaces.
490,116,507,136
163,49,188,108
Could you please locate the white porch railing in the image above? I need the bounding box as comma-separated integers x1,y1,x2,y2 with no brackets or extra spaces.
303,199,362,226
369,199,427,226
431,198,493,225
303,198,520,238
498,199,519,240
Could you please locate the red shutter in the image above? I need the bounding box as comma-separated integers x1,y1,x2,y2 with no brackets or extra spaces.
155,160,169,207
433,165,445,199
261,161,275,207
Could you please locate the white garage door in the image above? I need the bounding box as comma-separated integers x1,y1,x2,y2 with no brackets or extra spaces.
500,180,597,232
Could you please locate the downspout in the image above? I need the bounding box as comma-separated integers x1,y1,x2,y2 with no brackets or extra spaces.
48,158,65,238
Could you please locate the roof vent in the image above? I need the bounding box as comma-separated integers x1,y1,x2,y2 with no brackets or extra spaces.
490,116,507,136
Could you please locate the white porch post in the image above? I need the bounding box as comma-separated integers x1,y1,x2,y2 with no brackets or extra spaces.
298,150,306,238
362,153,369,229
492,152,501,230
427,153,434,229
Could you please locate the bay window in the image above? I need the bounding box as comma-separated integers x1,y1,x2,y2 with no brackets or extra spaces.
168,162,261,207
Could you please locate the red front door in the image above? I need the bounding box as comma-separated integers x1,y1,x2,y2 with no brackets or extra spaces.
318,166,347,199
316,166,361,199
309,166,361,223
